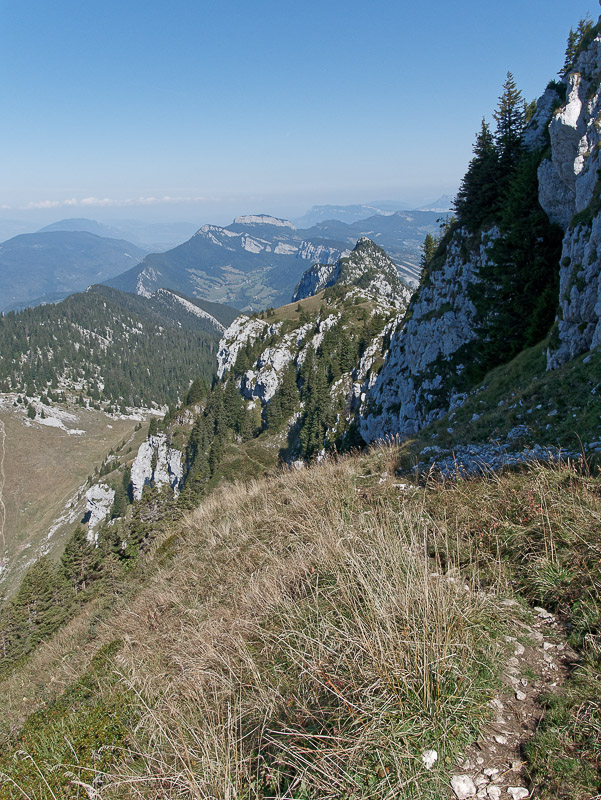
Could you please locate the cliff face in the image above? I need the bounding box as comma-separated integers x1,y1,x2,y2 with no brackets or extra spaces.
539,33,601,367
362,25,601,443
292,237,411,310
360,227,498,441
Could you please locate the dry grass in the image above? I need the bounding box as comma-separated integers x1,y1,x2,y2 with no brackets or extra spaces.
80,452,499,798
4,451,600,798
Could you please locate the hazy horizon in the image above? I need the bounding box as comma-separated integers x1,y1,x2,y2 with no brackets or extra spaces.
2,0,598,232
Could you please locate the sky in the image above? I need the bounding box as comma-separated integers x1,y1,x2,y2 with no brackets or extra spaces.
1,0,599,228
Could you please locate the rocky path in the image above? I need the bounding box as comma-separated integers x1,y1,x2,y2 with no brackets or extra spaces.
448,600,578,800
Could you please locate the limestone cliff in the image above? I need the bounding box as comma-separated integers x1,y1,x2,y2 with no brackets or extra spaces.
130,433,184,500
538,28,601,367
362,21,601,443
360,227,499,441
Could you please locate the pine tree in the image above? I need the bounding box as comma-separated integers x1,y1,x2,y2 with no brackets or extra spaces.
454,119,499,230
420,233,439,270
61,526,99,592
469,151,563,372
494,73,525,174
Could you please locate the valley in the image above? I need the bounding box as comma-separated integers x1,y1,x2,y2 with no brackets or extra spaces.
0,400,145,599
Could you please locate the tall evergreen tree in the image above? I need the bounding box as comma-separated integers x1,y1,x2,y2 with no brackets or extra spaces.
494,72,525,174
470,151,563,372
454,119,499,230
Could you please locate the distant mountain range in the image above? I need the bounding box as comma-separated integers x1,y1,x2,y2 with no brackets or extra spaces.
106,210,442,309
0,204,447,314
0,231,147,313
37,217,199,252
293,196,454,227
106,214,347,310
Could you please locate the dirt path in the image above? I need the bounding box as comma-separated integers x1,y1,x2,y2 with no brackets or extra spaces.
448,600,578,799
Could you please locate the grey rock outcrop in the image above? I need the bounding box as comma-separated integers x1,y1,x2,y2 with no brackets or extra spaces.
130,433,183,500
292,237,411,310
361,227,498,442
537,30,601,367
84,483,115,542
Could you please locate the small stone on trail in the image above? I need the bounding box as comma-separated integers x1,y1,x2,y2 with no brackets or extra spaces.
515,690,527,701
487,788,501,800
483,768,499,777
507,788,529,800
514,642,525,656
451,774,477,799
422,749,437,769
494,735,508,745
543,641,554,650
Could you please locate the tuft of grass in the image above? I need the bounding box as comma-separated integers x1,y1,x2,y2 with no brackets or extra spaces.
1,450,600,798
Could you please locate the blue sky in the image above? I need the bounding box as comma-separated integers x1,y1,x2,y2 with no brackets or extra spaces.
1,0,599,226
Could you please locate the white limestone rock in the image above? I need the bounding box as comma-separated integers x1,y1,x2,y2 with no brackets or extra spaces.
533,32,601,367
451,774,477,799
217,316,272,378
361,227,499,442
293,237,411,310
85,483,115,541
130,434,184,500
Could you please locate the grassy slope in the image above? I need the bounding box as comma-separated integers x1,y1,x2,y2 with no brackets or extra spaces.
0,402,146,598
0,446,599,798
397,340,601,471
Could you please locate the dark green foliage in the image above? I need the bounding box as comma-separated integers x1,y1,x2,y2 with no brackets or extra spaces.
469,150,563,373
0,558,69,670
61,526,100,592
561,16,599,76
494,72,525,173
420,232,439,270
266,362,300,430
454,119,500,231
299,358,331,459
186,376,209,406
0,286,220,408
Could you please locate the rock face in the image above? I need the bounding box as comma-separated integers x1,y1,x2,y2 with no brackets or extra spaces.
130,433,184,500
217,239,410,453
84,483,115,542
361,24,601,442
292,237,411,310
361,227,498,442
537,31,601,367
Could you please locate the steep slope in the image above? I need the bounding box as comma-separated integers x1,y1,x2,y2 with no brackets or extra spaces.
0,231,147,312
538,26,601,367
0,285,234,408
362,27,601,444
292,236,412,307
214,239,411,465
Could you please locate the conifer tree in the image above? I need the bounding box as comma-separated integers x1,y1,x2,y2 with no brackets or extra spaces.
494,73,525,173
454,119,499,230
470,151,563,372
61,526,99,592
420,233,439,270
